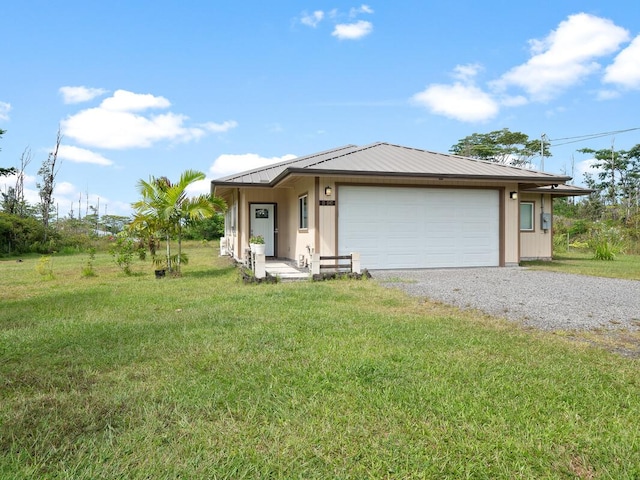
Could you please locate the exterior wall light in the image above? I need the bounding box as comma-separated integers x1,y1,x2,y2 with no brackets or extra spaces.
510,191,518,200
324,186,333,196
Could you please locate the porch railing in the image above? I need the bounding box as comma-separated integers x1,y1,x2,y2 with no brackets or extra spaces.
311,253,361,275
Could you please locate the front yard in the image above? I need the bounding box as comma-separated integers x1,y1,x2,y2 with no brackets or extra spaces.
1,242,639,478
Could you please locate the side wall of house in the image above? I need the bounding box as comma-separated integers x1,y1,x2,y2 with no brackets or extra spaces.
519,193,553,261
221,189,238,258
223,179,550,267
287,177,316,266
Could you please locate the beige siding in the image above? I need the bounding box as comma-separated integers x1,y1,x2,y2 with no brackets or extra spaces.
519,193,553,260
223,174,537,267
503,184,520,266
291,178,315,265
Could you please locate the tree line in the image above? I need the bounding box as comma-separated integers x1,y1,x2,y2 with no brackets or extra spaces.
0,129,225,257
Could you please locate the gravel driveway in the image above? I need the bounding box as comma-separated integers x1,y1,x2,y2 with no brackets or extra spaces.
374,267,640,332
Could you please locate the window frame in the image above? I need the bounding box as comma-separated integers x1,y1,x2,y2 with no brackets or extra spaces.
298,194,308,231
520,201,535,232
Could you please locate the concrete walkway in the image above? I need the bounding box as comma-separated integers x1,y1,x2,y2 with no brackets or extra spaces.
265,261,309,280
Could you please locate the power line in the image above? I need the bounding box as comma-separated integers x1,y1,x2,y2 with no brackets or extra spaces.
549,127,640,147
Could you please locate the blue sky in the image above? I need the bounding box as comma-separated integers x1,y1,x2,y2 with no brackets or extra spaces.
1,1,639,218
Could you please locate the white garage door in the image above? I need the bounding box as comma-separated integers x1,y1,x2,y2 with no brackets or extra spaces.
338,186,500,269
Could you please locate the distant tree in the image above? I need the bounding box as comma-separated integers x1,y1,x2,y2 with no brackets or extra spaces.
37,129,62,241
0,212,46,255
450,128,551,168
0,129,17,177
1,147,32,216
578,144,640,220
101,214,131,234
183,213,225,240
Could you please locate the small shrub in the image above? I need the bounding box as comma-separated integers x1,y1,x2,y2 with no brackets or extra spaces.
592,241,616,261
109,232,143,275
553,233,568,254
587,224,626,261
569,219,590,236
569,240,589,250
36,255,54,279
82,247,97,277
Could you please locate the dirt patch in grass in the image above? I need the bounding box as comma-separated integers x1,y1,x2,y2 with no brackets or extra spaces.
555,329,640,358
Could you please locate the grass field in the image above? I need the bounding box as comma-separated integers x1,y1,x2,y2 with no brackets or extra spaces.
522,251,640,280
2,242,640,478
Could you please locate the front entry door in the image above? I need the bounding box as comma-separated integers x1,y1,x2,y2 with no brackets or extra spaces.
250,203,276,257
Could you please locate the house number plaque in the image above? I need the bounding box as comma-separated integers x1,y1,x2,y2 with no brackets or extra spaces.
319,200,335,206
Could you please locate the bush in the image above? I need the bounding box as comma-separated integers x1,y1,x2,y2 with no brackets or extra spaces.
0,213,47,255
109,232,144,275
183,214,224,240
587,224,626,261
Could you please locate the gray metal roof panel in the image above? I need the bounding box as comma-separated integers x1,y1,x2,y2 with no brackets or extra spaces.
212,142,571,186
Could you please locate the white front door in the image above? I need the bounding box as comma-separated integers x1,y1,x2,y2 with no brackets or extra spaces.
250,204,275,257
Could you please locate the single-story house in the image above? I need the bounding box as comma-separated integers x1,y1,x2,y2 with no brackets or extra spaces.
211,142,590,270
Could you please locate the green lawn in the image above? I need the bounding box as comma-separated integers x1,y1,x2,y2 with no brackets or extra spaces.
522,251,640,280
2,243,640,478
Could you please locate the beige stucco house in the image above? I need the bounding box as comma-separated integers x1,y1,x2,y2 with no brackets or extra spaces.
211,142,589,270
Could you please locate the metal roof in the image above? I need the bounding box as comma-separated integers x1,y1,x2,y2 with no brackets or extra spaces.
212,142,572,188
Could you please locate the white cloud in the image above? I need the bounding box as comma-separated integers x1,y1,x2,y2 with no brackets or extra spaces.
185,179,213,197
603,35,640,90
576,158,602,180
59,86,108,104
499,95,528,107
209,153,297,179
183,153,297,197
301,6,374,39
60,89,238,149
0,101,11,121
332,20,373,40
596,89,621,100
350,4,374,17
412,83,499,122
57,145,114,166
452,63,483,82
56,181,77,196
301,10,324,27
200,120,239,133
100,89,170,112
494,13,629,101
412,63,499,122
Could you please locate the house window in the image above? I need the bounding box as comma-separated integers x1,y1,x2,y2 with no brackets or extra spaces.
520,202,534,231
298,194,308,230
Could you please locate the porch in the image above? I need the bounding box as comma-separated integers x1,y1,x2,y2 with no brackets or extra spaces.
264,260,310,281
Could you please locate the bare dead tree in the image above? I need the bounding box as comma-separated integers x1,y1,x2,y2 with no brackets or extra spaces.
37,129,62,241
14,147,32,216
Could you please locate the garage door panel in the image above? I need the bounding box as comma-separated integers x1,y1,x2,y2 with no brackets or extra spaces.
339,186,499,269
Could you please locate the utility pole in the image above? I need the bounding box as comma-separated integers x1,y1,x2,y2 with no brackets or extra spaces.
540,133,547,171
610,138,616,206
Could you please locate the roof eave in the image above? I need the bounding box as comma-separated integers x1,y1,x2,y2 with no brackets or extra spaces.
212,168,572,190
275,168,572,185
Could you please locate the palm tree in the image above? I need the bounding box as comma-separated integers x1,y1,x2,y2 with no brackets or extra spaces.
131,170,226,274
